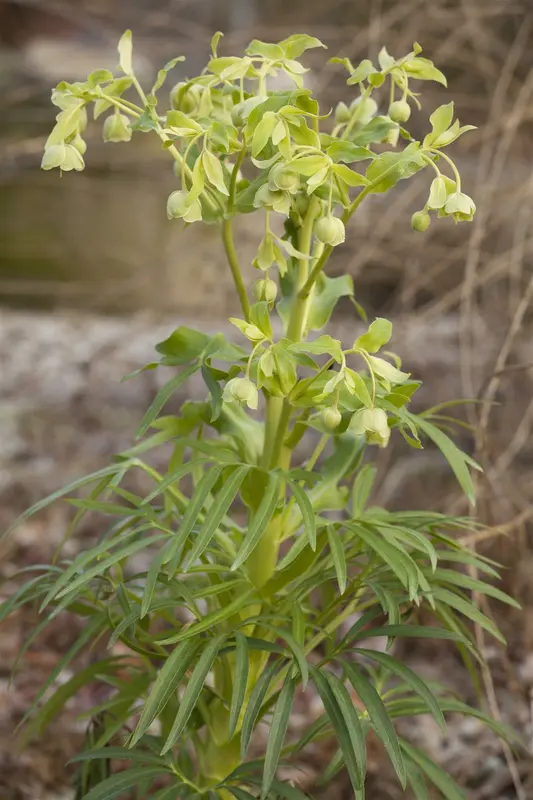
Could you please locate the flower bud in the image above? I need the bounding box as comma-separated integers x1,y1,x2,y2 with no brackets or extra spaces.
103,113,132,143
170,82,200,113
411,210,431,232
321,407,342,430
388,100,411,123
223,377,259,410
315,215,345,247
254,278,278,304
335,102,351,124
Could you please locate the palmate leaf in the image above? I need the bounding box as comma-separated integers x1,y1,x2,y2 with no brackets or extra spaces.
341,661,406,788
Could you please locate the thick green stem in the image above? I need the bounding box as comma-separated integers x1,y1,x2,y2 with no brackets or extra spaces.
286,197,320,342
222,218,251,321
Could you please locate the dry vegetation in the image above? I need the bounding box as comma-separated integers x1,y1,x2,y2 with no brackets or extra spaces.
1,0,533,797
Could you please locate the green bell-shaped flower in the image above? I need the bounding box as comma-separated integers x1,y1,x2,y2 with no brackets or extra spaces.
350,407,390,448
268,165,300,195
103,113,132,143
444,191,476,223
166,190,202,223
254,278,278,304
223,377,259,410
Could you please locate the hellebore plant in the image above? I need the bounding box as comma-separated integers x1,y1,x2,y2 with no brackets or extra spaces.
3,30,520,800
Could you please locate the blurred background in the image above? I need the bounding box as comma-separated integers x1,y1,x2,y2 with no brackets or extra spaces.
1,0,533,797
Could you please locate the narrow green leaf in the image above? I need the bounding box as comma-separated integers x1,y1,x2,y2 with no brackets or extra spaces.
228,633,249,738
17,614,107,731
269,780,313,800
323,671,367,787
130,639,199,746
141,541,174,618
169,465,223,562
4,461,134,538
184,465,248,567
343,662,406,787
259,624,309,689
54,533,167,600
82,767,165,800
432,568,520,609
261,676,295,798
288,480,317,550
365,580,400,625
225,788,256,800
352,464,376,516
232,473,279,569
162,634,227,753
25,658,122,737
241,661,279,758
276,534,309,571
327,525,347,594
405,761,429,800
311,666,364,792
69,747,164,766
414,416,480,505
135,364,198,439
357,649,445,731
351,624,466,645
433,588,505,643
201,364,223,422
158,589,256,645
400,741,467,800
142,459,205,505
